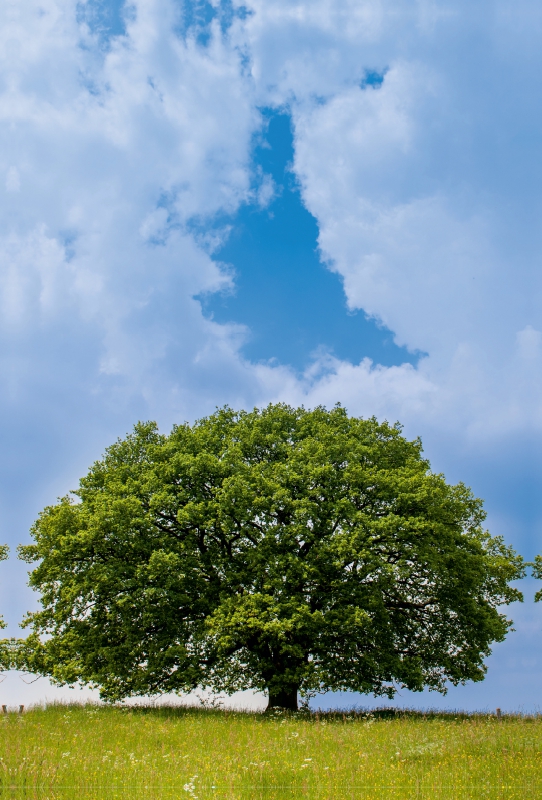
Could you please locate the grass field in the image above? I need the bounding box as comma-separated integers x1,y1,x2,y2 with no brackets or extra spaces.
1,703,542,799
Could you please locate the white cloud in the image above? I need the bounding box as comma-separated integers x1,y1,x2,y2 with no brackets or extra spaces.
0,227,72,326
1,0,540,467
516,326,542,362
0,0,539,481
272,356,436,421
269,12,542,446
0,0,260,420
5,167,20,192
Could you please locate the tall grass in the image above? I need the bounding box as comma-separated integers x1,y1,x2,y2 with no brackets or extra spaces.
1,703,541,798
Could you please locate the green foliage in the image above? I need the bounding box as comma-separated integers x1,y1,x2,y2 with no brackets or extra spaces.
18,404,524,707
0,546,12,671
0,544,8,633
2,703,542,799
531,556,542,602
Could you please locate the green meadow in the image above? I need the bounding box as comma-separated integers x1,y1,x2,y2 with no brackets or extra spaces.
0,704,541,799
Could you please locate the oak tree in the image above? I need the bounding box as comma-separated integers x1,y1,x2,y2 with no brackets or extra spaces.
19,405,524,709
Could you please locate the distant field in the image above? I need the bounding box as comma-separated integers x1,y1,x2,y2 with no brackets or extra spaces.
1,703,541,798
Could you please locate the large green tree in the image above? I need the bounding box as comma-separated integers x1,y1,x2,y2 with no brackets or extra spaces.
19,405,524,710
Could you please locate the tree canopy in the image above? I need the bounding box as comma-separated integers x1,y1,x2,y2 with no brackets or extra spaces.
18,404,524,709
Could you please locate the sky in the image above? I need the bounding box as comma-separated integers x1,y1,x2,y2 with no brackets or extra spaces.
2,0,542,711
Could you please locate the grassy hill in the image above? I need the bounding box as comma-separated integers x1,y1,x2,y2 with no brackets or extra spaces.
1,703,541,798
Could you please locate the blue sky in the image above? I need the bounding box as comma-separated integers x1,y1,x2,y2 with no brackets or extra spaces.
2,0,542,710
198,108,417,370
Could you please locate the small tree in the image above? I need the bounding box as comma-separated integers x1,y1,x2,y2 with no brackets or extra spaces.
531,558,542,601
0,545,12,672
19,405,524,710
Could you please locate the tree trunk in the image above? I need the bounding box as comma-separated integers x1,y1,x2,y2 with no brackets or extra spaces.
266,686,298,712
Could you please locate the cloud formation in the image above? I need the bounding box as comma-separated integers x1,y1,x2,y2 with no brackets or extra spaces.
3,0,541,505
